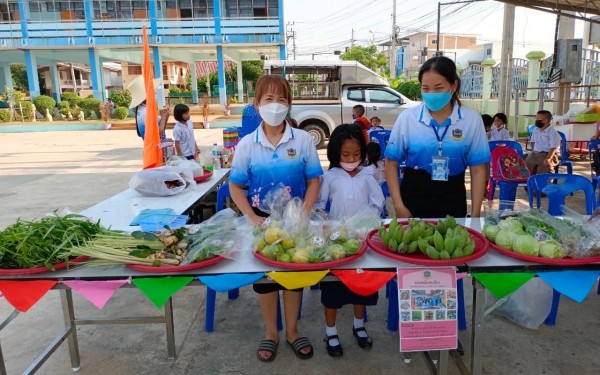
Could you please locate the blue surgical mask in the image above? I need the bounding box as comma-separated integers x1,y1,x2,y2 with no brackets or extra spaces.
421,91,452,112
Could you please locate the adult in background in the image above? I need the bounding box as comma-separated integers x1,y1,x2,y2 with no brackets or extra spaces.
384,56,490,218
229,75,322,362
524,110,560,175
127,75,169,141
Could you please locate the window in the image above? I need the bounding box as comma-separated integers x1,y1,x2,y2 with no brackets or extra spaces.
347,88,365,102
30,1,41,12
367,89,401,104
267,0,277,16
432,39,437,45
128,65,142,75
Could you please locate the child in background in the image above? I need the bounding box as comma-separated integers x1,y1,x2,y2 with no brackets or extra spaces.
352,105,371,144
173,104,200,160
370,116,382,129
482,114,493,140
490,113,510,141
366,142,386,184
315,124,385,357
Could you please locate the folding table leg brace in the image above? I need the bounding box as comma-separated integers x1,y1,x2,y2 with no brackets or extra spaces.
0,309,20,375
470,278,486,375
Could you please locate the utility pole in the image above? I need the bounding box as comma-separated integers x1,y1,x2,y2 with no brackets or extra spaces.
497,3,515,120
286,22,297,59
351,28,355,48
390,0,397,78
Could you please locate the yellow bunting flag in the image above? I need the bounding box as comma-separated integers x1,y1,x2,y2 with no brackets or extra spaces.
267,270,328,290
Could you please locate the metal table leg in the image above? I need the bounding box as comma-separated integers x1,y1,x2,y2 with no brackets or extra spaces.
164,298,176,359
470,278,486,375
61,289,81,371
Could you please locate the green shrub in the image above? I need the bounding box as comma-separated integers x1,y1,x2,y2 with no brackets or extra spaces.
61,92,83,107
18,101,33,120
58,101,71,116
395,79,422,101
109,89,132,108
114,106,129,120
33,95,56,117
169,86,181,94
80,97,102,118
0,109,11,122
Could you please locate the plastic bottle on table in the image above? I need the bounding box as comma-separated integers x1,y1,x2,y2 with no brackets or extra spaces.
213,150,222,170
212,143,219,158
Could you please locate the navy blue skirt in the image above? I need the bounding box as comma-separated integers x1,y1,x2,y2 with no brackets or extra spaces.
320,281,378,309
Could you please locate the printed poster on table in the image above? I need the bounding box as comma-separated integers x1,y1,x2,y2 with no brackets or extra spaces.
397,267,457,352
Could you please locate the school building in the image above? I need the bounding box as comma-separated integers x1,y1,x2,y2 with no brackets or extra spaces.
0,0,285,106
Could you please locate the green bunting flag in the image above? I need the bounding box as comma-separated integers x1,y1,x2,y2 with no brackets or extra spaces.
472,273,535,299
132,277,194,308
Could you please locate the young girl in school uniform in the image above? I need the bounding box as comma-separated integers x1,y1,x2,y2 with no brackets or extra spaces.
315,124,385,357
172,104,200,160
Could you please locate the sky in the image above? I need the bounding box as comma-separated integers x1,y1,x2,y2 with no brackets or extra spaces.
283,0,589,61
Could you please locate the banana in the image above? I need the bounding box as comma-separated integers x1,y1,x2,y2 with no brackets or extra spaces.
462,241,475,256
445,215,457,229
444,228,455,254
440,250,451,260
407,241,419,254
389,218,398,235
451,248,464,259
433,230,444,252
402,227,413,245
426,246,440,260
417,238,429,254
398,242,408,254
394,225,404,243
381,231,390,247
378,226,386,240
388,238,398,252
437,219,447,235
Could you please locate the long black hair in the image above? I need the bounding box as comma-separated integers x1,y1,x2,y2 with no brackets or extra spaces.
173,103,190,123
327,124,367,169
418,56,461,106
366,142,382,166
493,112,508,125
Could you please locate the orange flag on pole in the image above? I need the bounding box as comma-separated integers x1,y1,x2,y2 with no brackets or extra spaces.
141,26,163,169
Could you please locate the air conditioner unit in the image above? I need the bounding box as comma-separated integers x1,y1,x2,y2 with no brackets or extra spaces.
556,39,582,83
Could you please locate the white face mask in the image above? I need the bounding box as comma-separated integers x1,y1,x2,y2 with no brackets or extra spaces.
259,103,288,127
340,161,361,172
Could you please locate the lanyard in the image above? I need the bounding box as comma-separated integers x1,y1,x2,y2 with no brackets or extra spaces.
431,119,451,156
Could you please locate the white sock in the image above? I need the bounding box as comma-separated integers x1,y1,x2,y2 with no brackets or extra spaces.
353,318,368,338
325,325,339,346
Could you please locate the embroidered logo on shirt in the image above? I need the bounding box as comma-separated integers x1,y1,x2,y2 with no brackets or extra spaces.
286,148,298,159
450,128,464,141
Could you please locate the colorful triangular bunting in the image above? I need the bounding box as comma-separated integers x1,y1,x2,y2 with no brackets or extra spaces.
0,280,57,312
537,271,600,303
132,277,194,308
198,273,265,292
267,270,328,290
330,270,395,296
472,272,535,299
63,279,129,309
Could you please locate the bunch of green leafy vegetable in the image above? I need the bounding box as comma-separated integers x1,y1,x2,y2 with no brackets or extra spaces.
0,213,103,270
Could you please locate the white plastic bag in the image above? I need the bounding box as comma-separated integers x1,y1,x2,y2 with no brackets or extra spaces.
166,157,203,177
129,166,195,197
492,278,553,329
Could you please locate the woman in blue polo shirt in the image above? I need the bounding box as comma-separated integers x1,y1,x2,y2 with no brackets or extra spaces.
230,75,322,362
384,56,490,218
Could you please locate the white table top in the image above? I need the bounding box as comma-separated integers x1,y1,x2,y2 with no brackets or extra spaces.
80,169,230,232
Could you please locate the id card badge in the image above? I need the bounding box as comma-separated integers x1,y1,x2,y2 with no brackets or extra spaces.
431,156,449,181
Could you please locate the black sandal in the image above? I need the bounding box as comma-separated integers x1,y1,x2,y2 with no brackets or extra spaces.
287,336,314,360
352,327,373,349
257,339,278,362
324,335,343,357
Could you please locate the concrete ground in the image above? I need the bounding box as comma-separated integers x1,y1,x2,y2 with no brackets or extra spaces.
0,128,599,375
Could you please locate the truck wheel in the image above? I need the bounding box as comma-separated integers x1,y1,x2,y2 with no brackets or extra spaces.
303,124,326,149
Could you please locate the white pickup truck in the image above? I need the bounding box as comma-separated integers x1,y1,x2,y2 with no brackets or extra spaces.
263,60,419,148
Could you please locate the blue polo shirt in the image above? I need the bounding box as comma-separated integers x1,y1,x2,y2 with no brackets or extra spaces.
230,122,323,208
385,103,490,176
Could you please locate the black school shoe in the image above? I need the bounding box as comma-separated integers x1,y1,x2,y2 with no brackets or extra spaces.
352,327,373,349
324,335,343,357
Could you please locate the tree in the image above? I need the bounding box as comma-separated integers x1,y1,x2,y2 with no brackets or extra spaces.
340,45,388,72
241,61,263,82
11,64,28,91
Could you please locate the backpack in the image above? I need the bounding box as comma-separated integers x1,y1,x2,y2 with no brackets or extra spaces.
491,146,530,182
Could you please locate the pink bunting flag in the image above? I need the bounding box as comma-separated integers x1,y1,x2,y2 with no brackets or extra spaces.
62,280,129,309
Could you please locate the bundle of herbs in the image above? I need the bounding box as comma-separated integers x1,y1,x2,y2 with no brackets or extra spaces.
0,213,103,270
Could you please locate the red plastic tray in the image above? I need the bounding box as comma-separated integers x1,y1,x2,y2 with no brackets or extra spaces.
0,256,89,275
193,169,213,183
366,220,489,266
253,240,368,270
489,243,600,265
126,255,226,273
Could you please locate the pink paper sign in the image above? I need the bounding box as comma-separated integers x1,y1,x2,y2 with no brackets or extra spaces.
397,267,458,352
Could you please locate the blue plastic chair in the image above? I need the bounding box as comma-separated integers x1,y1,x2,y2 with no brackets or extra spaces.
487,141,526,202
369,130,391,158
525,124,536,151
555,132,574,175
589,139,600,206
526,173,596,216
238,104,261,139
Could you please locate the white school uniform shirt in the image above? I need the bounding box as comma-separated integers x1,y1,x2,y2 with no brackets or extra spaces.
489,126,510,141
173,120,196,157
315,166,384,220
230,121,323,208
531,126,560,152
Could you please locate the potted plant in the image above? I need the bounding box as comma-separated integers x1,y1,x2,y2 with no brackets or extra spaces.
224,96,232,116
